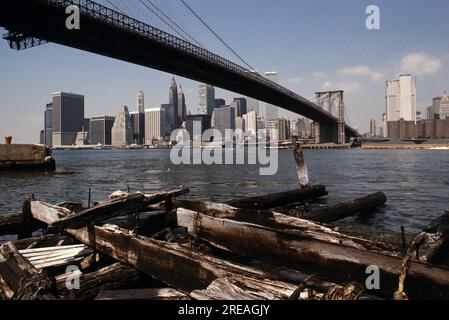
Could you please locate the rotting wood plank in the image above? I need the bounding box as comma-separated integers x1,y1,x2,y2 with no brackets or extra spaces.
176,208,449,300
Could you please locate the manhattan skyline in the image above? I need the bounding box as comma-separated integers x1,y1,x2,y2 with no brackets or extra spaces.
0,0,448,143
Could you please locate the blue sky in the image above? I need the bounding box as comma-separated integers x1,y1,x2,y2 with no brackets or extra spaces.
1,0,448,143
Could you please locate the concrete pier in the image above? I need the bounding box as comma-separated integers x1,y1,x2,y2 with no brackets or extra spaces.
0,144,56,171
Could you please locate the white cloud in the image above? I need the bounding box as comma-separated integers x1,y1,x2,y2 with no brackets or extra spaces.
322,80,363,93
310,71,327,79
338,65,384,81
400,52,442,76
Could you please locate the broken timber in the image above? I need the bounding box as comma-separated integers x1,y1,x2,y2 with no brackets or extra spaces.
306,192,387,223
293,144,310,188
170,199,397,253
176,208,449,300
29,188,189,233
0,242,55,300
226,185,328,210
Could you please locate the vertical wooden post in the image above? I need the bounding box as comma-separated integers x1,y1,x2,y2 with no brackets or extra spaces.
401,225,407,256
293,143,310,189
18,195,34,240
88,188,92,209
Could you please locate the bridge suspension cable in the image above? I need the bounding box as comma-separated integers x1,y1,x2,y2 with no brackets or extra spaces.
143,0,206,49
178,0,256,72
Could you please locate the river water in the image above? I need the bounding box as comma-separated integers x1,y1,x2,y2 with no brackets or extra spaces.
1,148,448,234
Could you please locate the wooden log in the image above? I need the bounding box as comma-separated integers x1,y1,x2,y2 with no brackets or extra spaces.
293,144,310,188
226,185,328,210
46,188,189,233
171,199,397,253
104,211,172,235
63,224,297,299
306,192,387,223
56,262,144,300
176,208,449,300
410,212,449,266
0,242,55,300
95,288,189,300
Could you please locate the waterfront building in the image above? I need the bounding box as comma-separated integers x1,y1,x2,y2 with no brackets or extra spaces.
137,91,145,114
90,116,115,146
130,111,145,145
246,96,259,114
44,103,53,147
198,84,215,116
385,75,417,136
214,98,226,109
369,119,377,137
51,92,85,146
185,114,211,142
213,105,236,136
277,118,291,141
429,92,449,120
233,97,247,117
111,106,133,147
243,111,257,137
177,85,187,123
265,71,279,120
388,118,449,140
145,107,166,145
39,130,44,145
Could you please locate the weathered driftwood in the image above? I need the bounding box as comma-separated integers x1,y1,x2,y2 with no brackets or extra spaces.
176,208,449,300
96,288,189,300
410,212,449,266
170,200,397,253
0,242,55,300
293,144,310,188
56,262,144,300
30,188,189,233
306,192,387,223
226,185,327,210
104,211,173,235
0,213,21,236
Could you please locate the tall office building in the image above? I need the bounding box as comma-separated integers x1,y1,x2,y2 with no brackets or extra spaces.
145,107,166,144
185,114,211,142
111,106,133,147
130,111,145,145
169,77,179,126
90,116,115,146
386,75,417,134
428,92,449,120
369,119,377,137
243,110,257,137
213,105,236,137
52,92,85,146
137,91,145,114
277,118,291,141
215,99,226,109
44,103,53,147
198,84,215,116
246,96,259,114
265,72,279,120
233,97,247,117
177,85,187,123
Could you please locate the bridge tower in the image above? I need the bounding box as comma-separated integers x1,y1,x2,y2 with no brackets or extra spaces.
314,91,346,144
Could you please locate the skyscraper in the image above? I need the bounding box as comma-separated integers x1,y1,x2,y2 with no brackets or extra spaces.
44,103,53,147
145,107,166,145
137,91,145,114
213,105,236,137
265,72,279,120
90,116,115,146
233,97,247,117
369,119,377,137
198,84,215,116
177,85,187,123
111,106,133,147
52,92,85,146
130,111,145,145
386,75,417,135
169,77,179,125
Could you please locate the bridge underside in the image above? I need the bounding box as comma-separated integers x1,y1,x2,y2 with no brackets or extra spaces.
0,0,358,142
